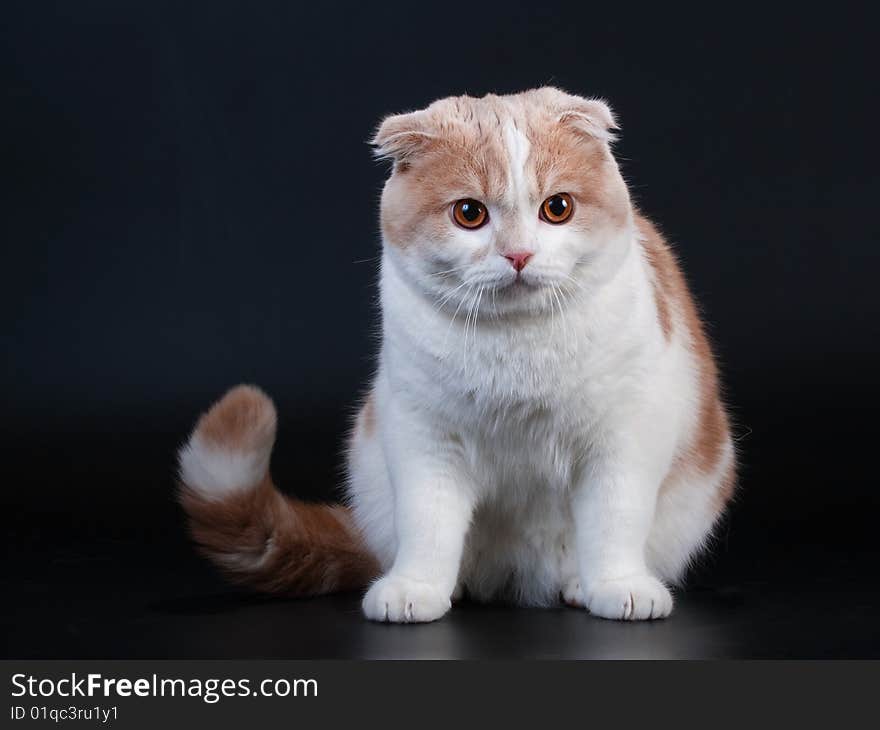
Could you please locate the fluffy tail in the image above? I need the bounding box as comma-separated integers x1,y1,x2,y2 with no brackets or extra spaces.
177,385,379,595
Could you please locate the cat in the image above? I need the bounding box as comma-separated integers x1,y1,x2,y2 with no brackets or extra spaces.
178,87,735,622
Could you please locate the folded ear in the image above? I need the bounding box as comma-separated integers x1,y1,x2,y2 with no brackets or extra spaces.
370,110,437,162
557,98,619,143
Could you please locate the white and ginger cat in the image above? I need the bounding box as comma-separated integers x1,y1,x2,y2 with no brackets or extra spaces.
178,87,735,622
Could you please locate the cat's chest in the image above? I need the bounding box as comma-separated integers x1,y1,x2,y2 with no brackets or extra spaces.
470,399,590,492
388,311,638,487
433,328,627,425
435,327,598,406
432,375,599,492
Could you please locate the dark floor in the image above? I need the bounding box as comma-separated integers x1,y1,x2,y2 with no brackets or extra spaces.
4,523,879,659
4,413,879,660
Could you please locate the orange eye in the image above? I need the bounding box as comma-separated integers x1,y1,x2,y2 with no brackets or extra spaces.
451,199,488,229
540,193,574,224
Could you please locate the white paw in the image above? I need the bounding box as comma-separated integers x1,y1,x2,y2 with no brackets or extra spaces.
561,577,585,607
362,574,451,623
584,574,673,621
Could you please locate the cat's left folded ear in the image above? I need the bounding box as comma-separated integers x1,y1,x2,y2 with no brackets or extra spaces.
370,110,436,163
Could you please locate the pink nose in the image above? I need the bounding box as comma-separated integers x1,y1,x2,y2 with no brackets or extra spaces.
504,252,533,272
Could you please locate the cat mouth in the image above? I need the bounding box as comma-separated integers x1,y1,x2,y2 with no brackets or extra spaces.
499,273,552,291
436,274,555,306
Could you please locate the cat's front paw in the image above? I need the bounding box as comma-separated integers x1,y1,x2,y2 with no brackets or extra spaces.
584,574,673,621
362,574,451,623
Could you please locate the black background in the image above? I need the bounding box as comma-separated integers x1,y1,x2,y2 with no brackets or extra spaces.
3,2,878,658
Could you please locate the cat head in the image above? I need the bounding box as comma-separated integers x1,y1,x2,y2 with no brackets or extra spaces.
372,87,634,317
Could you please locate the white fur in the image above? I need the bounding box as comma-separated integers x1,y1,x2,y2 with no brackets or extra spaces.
179,433,268,499
349,99,728,623
502,120,532,214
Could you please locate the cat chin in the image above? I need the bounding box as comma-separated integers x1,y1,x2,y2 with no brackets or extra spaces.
416,274,564,318
497,275,568,297
484,284,568,317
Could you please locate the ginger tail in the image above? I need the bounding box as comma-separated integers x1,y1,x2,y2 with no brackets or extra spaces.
177,385,379,595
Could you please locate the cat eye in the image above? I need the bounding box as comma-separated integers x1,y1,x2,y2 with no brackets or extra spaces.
540,193,574,224
451,199,489,229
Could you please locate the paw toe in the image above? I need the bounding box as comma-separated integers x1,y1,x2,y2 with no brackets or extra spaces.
584,574,673,621
362,575,451,624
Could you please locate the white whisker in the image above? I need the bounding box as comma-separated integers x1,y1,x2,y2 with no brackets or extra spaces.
562,273,587,293
434,279,471,312
463,284,483,370
427,264,471,279
444,282,475,352
551,284,570,354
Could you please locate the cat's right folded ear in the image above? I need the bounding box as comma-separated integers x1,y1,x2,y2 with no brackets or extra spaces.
370,111,435,163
